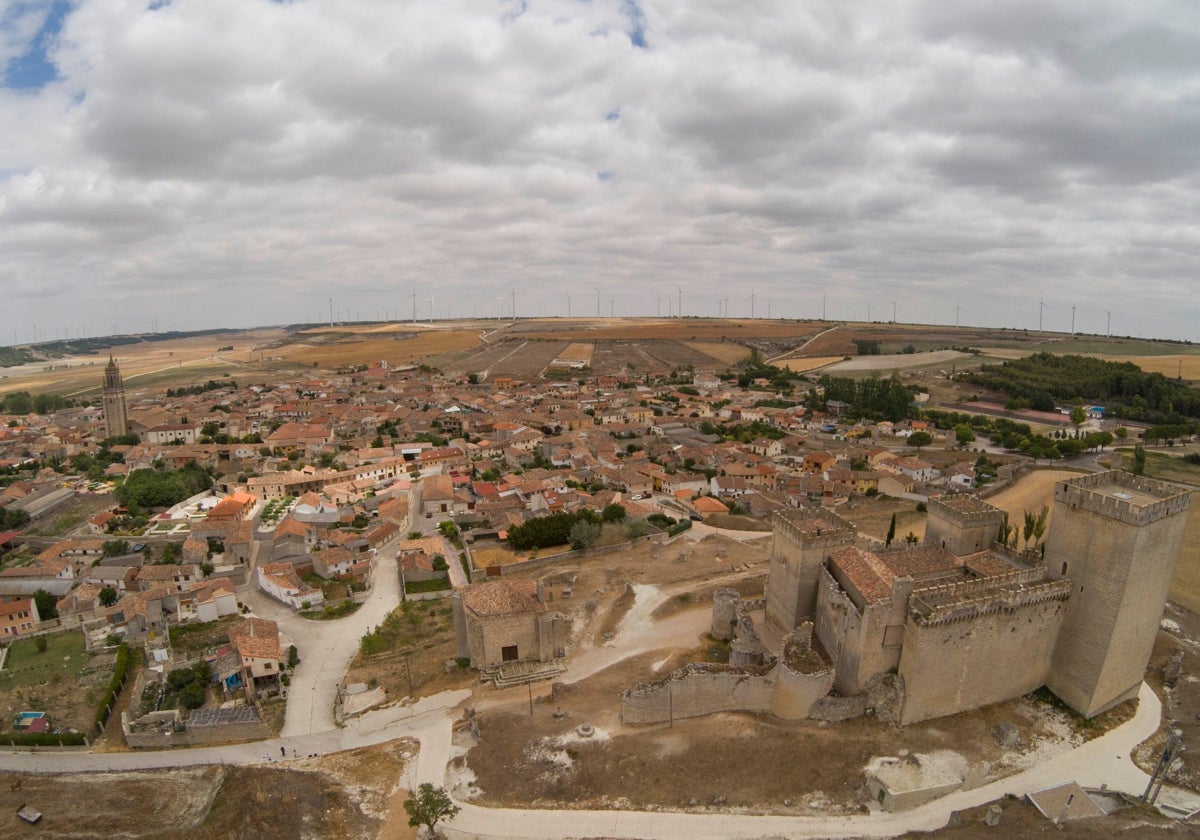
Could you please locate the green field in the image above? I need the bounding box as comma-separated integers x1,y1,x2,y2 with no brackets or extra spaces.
0,632,87,689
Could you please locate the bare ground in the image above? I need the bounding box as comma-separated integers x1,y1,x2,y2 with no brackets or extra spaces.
0,741,415,840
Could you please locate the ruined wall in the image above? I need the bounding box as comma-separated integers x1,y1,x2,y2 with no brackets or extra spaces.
621,663,775,724
898,595,1067,725
770,624,835,720
764,510,855,637
1046,475,1192,717
711,588,739,642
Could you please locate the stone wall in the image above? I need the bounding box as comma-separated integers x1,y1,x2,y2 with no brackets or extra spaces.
923,496,1004,555
898,595,1067,725
815,565,906,695
621,663,775,724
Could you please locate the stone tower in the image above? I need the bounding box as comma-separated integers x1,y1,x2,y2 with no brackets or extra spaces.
1044,471,1192,718
924,495,1006,556
764,508,855,636
102,356,128,440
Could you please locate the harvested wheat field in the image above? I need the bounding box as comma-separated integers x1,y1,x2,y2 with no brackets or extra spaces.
275,329,483,367
681,340,752,366
1104,354,1200,381
774,355,843,373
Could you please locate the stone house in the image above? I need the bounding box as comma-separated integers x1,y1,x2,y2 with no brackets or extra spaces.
453,579,569,677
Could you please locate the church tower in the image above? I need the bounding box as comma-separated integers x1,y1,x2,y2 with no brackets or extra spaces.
102,356,128,440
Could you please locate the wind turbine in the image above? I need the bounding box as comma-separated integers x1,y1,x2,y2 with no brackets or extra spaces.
1106,310,1111,337
511,285,517,321
427,294,437,322
1038,296,1045,332
676,285,683,318
592,285,601,317
1071,305,1076,335
748,287,757,319
891,300,897,323
566,293,572,318
955,301,961,328
409,291,417,324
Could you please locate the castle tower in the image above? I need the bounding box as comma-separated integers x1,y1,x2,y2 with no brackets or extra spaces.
764,509,855,636
1044,471,1192,717
924,495,1005,556
101,355,128,440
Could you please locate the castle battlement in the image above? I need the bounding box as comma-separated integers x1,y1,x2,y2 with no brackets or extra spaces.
1053,470,1192,526
927,495,1004,526
910,578,1072,627
772,508,856,546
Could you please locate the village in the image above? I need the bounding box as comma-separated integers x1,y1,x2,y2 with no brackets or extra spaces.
0,326,1198,838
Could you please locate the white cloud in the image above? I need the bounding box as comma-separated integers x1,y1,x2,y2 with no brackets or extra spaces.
0,0,1197,340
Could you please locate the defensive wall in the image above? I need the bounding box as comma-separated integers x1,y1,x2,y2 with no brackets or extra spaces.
898,576,1071,725
814,564,908,695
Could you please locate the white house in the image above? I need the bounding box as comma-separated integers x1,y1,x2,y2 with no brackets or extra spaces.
256,562,324,610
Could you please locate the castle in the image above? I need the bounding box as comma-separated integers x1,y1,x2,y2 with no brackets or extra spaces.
623,470,1192,726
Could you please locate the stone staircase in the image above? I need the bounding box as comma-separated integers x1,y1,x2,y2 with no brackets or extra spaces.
480,659,566,688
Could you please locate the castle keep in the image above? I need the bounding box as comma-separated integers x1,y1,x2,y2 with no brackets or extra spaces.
630,471,1192,728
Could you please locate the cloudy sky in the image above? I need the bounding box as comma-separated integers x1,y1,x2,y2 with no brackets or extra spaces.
2,0,1199,343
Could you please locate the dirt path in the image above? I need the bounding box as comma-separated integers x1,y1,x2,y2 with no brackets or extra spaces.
984,469,1083,533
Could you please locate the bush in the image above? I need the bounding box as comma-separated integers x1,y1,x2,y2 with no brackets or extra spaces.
0,731,87,747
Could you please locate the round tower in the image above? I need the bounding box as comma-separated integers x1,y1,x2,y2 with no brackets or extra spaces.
711,588,739,642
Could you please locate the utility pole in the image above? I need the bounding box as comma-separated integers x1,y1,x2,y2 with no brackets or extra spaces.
1071,305,1076,335
1106,310,1111,337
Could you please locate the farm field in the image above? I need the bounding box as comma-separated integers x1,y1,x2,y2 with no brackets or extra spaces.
681,340,752,366
0,331,280,397
1102,354,1200,380
270,328,482,368
822,348,970,373
775,356,843,373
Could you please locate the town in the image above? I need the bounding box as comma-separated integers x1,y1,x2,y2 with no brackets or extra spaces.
0,319,1198,838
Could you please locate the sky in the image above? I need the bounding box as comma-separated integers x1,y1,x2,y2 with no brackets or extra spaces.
2,0,1200,343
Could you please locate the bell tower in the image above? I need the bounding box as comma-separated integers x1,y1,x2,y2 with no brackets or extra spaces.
102,356,128,440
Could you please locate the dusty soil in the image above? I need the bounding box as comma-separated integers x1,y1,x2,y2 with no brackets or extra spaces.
1139,603,1200,792
982,468,1083,532
0,742,414,840
274,328,483,368
836,495,928,543
823,349,972,373
462,647,1128,814
681,340,752,366
901,794,1198,839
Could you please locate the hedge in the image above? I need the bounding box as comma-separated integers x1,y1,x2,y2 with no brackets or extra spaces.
0,731,87,747
667,519,693,537
94,643,131,731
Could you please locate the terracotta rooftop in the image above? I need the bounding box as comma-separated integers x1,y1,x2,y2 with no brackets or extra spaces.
830,545,961,605
461,579,545,617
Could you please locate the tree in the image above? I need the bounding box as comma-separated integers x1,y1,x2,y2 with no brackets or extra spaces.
1069,406,1087,435
33,588,58,620
954,424,975,446
99,586,119,607
35,635,48,653
568,520,601,551
885,513,896,548
102,538,130,557
908,431,933,452
1115,426,1128,441
601,503,627,523
1132,444,1147,476
403,783,460,835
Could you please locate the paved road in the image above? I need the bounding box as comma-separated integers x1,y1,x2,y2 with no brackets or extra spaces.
240,541,404,737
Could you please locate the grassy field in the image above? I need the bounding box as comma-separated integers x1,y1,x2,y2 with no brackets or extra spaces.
1101,355,1200,379
1,631,87,689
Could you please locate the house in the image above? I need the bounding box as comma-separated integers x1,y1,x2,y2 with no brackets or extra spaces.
228,618,284,697
192,578,239,623
256,562,324,610
0,597,40,637
312,546,356,580
136,563,201,593
892,457,939,484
